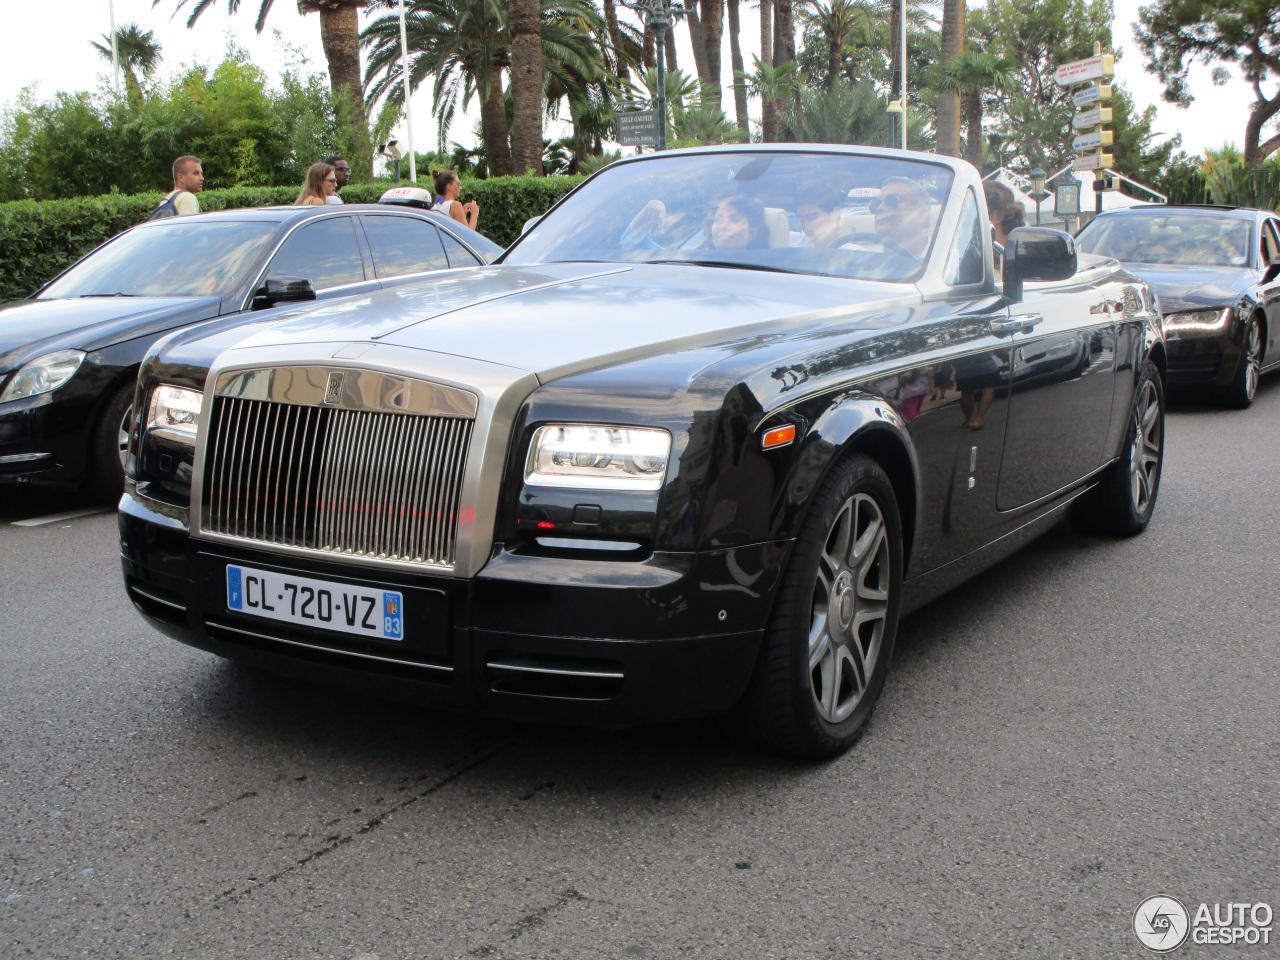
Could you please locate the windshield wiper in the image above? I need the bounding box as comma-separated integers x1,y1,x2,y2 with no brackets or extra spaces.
79,292,139,298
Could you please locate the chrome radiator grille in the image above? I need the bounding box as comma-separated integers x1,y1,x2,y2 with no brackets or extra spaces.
201,395,473,567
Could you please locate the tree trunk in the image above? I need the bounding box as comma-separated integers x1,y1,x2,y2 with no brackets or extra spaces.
509,0,543,176
936,0,965,156
698,0,724,106
317,4,371,175
727,0,749,134
1243,90,1280,168
685,8,711,96
642,24,655,70
774,0,796,140
760,0,777,143
603,0,628,81
481,65,514,176
665,28,678,72
964,89,983,168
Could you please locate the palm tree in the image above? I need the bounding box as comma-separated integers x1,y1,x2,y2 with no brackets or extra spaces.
363,0,605,177
727,0,749,134
934,50,1017,167
510,0,544,174
159,0,368,162
91,24,162,104
740,55,802,141
671,101,744,146
798,0,874,91
936,0,966,156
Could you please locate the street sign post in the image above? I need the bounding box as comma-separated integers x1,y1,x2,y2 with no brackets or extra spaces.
1059,43,1116,199
617,110,660,147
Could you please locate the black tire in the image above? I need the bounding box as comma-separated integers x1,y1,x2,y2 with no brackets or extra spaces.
737,453,904,759
1225,316,1262,409
1071,359,1164,537
86,381,134,503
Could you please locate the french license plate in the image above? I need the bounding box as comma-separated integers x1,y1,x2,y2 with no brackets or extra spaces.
226,564,404,641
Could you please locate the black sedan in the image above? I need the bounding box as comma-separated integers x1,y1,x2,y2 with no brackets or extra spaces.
1075,204,1280,407
0,205,501,499
120,145,1165,759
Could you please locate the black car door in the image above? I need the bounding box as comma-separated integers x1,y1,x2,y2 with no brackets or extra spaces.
996,274,1119,511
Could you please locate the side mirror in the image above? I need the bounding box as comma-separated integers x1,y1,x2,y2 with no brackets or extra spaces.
1262,261,1280,285
1003,227,1077,303
252,277,316,311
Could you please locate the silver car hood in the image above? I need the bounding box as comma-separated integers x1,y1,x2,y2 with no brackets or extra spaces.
217,262,914,381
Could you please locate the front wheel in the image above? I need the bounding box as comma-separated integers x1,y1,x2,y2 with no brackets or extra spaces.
1071,359,1164,537
86,381,133,504
738,454,903,759
1225,316,1262,409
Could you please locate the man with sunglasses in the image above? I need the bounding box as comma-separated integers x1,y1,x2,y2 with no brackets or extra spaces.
869,176,932,258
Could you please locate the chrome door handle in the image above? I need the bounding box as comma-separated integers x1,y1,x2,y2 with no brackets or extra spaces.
990,313,1043,334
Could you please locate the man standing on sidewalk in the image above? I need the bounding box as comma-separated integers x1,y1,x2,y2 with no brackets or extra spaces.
324,155,350,204
149,156,204,219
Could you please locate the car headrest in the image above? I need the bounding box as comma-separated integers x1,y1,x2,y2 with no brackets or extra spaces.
764,207,790,247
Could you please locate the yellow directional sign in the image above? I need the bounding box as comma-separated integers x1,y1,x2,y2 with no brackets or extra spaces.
1074,152,1115,171
1072,130,1114,151
1054,54,1115,86
1072,84,1113,107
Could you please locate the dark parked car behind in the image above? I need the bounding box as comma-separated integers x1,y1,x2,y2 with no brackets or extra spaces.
0,205,501,499
1075,204,1280,407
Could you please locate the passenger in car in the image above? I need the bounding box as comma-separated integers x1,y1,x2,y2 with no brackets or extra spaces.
706,194,768,250
295,163,337,207
793,189,846,248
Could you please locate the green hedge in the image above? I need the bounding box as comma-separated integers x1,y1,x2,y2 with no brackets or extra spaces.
0,175,584,303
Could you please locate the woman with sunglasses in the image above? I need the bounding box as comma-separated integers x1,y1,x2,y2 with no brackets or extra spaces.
295,163,338,206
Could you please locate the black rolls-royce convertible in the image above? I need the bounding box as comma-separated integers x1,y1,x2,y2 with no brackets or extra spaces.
120,145,1166,759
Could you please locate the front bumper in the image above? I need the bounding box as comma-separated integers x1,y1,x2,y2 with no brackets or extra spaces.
119,491,789,725
0,391,91,485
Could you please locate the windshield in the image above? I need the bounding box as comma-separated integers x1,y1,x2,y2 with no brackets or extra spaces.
503,151,954,282
1077,213,1253,268
40,220,278,299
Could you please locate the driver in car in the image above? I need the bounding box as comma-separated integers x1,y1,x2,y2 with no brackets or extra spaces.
870,176,933,257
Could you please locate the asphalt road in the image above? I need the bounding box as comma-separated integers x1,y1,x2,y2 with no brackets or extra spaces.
2,382,1277,959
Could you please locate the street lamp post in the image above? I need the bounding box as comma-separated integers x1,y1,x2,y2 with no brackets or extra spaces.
886,100,903,149
638,0,671,151
1030,166,1048,227
107,0,120,94
396,0,417,182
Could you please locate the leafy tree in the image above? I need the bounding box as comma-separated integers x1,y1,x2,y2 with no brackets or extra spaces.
797,81,931,146
1135,0,1280,167
974,0,1114,171
156,0,371,173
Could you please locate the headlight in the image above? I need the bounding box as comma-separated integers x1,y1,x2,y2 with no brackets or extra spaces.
0,350,85,402
526,424,671,490
1162,308,1231,331
145,384,203,444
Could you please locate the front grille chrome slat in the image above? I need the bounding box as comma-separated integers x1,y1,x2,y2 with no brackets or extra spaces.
201,394,472,569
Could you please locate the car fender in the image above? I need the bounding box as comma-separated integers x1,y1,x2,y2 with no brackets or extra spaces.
767,391,921,569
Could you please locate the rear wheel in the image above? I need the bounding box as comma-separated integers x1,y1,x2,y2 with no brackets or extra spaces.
738,454,903,759
1225,316,1262,409
1071,360,1164,537
86,381,133,503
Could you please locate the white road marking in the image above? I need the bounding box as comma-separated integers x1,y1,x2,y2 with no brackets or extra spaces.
12,507,112,527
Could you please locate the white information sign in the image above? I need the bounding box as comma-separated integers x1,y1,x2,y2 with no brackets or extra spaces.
1054,54,1115,86
1072,84,1112,106
1073,153,1115,171
1072,130,1114,151
1073,107,1113,129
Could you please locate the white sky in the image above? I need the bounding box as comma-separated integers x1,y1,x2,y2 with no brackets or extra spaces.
0,0,1260,179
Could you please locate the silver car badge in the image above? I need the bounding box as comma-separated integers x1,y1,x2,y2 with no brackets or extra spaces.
323,371,344,405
